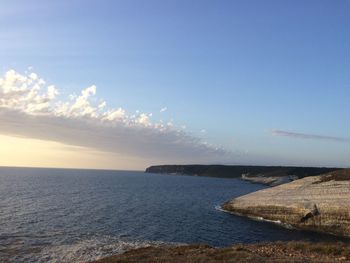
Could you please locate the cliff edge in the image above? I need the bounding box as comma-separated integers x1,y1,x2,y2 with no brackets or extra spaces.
222,169,350,237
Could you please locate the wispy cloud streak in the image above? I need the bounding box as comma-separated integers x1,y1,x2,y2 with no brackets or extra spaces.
271,129,348,142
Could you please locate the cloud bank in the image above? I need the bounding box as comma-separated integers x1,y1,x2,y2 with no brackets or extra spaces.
271,129,348,142
0,69,232,163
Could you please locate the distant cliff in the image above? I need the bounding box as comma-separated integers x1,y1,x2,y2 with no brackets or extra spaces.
145,165,339,181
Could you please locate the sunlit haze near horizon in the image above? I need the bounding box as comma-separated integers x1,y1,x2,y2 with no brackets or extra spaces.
1,0,349,169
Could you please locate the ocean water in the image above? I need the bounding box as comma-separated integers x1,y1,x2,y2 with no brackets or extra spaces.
0,167,343,262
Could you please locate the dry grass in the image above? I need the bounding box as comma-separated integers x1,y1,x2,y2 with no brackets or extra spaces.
93,241,350,263
314,169,350,184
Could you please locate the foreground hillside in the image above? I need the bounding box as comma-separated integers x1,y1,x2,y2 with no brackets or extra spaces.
223,169,350,237
94,242,350,263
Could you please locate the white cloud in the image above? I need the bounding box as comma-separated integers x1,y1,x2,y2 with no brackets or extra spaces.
137,113,150,126
0,69,59,115
160,107,167,113
0,69,233,163
29,72,38,80
98,101,106,110
102,108,125,121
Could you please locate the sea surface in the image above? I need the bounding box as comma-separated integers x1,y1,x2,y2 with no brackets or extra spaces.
0,167,344,262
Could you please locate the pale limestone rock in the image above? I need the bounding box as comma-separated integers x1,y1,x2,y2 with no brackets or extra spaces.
223,169,350,236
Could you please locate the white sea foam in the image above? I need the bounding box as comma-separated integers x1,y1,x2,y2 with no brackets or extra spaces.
23,236,180,263
215,205,294,230
214,205,226,213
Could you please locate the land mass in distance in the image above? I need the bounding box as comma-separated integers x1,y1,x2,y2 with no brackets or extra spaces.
145,165,340,186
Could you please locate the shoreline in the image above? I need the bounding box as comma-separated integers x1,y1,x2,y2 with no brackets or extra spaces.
94,192,350,262
217,205,295,230
223,169,350,238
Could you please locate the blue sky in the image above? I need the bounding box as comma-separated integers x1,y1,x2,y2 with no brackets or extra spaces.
1,0,349,168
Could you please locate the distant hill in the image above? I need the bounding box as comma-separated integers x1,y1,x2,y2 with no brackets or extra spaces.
145,165,340,180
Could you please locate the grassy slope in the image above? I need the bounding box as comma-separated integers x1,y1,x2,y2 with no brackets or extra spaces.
94,242,350,263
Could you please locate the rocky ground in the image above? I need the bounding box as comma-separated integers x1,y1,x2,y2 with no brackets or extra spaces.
223,169,350,237
94,242,350,262
241,174,297,186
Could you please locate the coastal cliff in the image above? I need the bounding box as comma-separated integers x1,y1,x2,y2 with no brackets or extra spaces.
145,165,339,185
222,169,350,237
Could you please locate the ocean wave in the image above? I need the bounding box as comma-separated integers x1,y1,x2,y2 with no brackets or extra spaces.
12,235,179,263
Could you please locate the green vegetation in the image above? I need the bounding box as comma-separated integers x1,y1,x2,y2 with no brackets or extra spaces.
146,165,339,179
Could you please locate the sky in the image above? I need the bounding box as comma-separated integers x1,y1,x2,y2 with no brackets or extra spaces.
0,0,349,170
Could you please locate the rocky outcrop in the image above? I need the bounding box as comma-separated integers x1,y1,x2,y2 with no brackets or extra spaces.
241,174,298,186
222,169,350,237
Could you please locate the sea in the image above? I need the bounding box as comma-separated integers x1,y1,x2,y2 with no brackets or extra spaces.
0,167,344,262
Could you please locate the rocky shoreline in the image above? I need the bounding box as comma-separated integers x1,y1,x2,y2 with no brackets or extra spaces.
93,169,350,262
222,169,350,237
